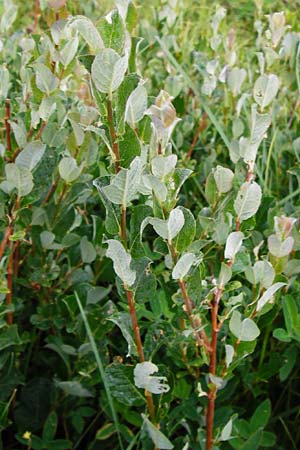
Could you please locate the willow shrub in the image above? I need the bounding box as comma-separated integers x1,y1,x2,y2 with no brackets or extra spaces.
0,1,299,449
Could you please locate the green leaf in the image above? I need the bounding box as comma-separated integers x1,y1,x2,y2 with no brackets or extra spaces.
58,157,82,183
46,440,72,450
250,399,271,430
80,236,96,264
108,312,137,357
43,411,58,442
234,181,262,222
125,83,148,127
119,125,141,168
96,423,116,440
40,231,55,249
213,165,234,193
34,64,59,95
229,311,260,341
98,10,125,54
142,414,174,449
131,257,157,303
93,177,120,235
174,207,196,252
253,74,280,110
172,253,196,280
103,157,143,207
106,239,136,287
67,16,104,52
256,282,286,311
239,429,262,450
282,295,300,336
16,141,46,171
56,381,93,398
60,36,79,68
91,49,128,96
105,362,145,406
0,325,22,351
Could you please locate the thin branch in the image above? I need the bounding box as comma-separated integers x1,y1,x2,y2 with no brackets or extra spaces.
4,99,12,153
205,287,223,450
107,99,121,173
34,0,39,31
186,112,207,159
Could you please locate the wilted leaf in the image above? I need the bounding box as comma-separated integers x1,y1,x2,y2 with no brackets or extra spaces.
134,362,170,394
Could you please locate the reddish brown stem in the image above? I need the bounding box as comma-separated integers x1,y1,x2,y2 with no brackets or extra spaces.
107,100,120,173
4,99,12,154
34,0,39,31
179,280,210,350
186,113,207,159
158,142,162,155
126,289,156,423
169,242,210,351
42,176,60,205
0,224,12,262
206,288,222,450
121,206,127,244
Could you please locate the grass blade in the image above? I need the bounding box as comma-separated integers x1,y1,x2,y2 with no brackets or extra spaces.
75,291,125,450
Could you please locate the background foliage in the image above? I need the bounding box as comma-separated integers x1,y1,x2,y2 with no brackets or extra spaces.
0,0,300,449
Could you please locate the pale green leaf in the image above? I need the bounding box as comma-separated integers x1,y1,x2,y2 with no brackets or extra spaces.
4,163,33,197
143,207,185,243
256,282,286,311
142,414,174,449
213,165,234,193
229,311,260,341
253,74,280,109
60,36,79,67
224,231,244,261
103,157,143,207
91,49,128,96
220,418,233,441
125,83,147,127
234,181,262,222
268,234,294,257
34,63,59,95
16,141,46,171
172,253,196,280
80,236,96,264
59,157,82,183
151,155,177,180
67,16,104,52
106,239,136,287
